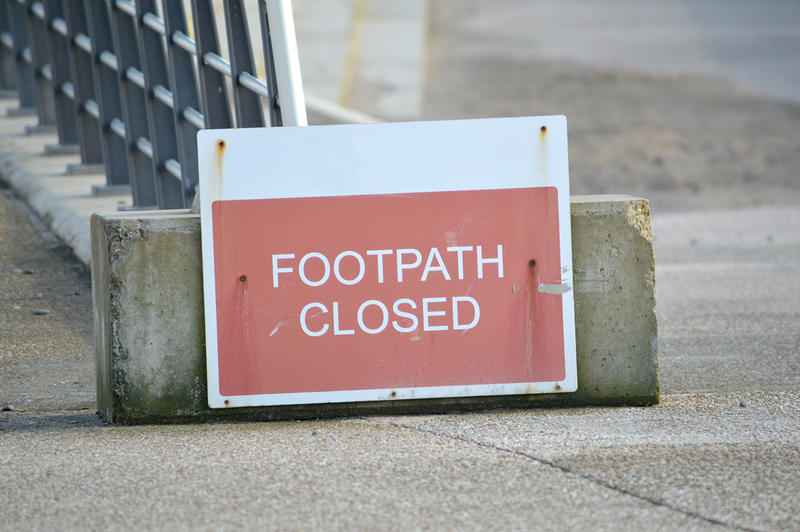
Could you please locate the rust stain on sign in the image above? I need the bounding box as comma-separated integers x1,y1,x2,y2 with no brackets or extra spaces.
215,139,226,199
525,258,538,379
216,139,226,173
539,125,548,178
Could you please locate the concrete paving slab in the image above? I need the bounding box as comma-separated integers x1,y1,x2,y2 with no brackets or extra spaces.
292,0,428,119
421,1,800,212
292,0,355,32
0,417,721,531
356,20,426,63
653,206,800,393
376,392,800,457
293,0,355,102
654,205,800,259
363,1,427,18
345,3,427,120
446,0,800,105
554,441,799,532
374,391,800,531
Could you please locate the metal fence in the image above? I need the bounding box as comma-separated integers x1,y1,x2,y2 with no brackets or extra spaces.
0,0,315,210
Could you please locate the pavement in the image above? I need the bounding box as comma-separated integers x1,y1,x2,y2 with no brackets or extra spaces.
293,0,427,120
2,1,800,530
436,0,800,106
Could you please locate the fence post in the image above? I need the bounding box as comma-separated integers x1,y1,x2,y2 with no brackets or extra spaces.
134,0,183,208
0,4,17,92
223,0,264,128
6,0,37,112
23,0,56,131
43,0,79,152
162,0,202,206
61,0,103,171
106,0,157,207
190,0,231,130
84,0,132,194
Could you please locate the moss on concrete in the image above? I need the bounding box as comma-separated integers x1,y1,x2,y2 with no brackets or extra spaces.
94,213,210,423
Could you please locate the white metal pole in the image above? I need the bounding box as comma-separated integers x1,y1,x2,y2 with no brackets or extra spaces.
264,0,307,126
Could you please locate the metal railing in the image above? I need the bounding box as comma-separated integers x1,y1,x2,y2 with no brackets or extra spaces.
0,0,324,210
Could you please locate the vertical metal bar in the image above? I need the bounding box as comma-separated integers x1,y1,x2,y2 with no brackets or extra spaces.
256,0,280,126
7,0,36,109
0,4,18,91
162,0,201,205
24,0,56,127
190,0,231,129
84,0,131,190
103,0,156,206
223,0,263,127
62,0,102,166
43,0,78,145
135,0,182,208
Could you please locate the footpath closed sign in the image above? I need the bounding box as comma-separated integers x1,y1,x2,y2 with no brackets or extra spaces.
199,117,576,408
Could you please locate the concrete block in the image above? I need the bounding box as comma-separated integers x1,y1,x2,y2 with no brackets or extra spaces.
569,195,659,404
92,212,206,423
91,195,659,424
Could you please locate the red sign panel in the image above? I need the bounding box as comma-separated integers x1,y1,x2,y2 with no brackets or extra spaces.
211,187,567,400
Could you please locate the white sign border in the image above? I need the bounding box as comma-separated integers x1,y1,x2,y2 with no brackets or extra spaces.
199,116,577,408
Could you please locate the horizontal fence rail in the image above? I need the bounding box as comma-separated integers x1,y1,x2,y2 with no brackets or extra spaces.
0,0,334,210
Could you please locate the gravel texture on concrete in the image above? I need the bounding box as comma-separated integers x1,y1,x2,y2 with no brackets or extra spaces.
1,417,724,531
655,206,800,394
378,391,800,531
0,187,94,413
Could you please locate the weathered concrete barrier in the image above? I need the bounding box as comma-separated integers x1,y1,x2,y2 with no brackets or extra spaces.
91,195,659,424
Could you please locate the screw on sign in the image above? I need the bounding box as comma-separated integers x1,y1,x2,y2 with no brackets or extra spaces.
199,117,577,408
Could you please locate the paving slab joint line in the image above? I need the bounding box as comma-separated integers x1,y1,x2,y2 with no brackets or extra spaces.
377,420,758,532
